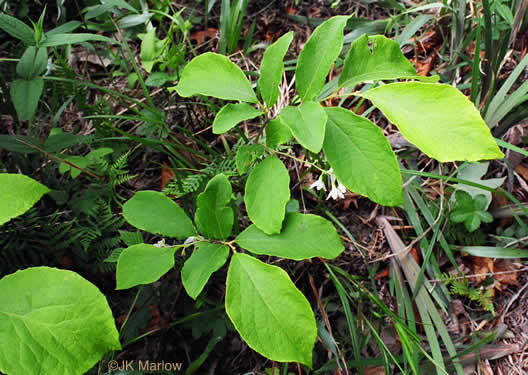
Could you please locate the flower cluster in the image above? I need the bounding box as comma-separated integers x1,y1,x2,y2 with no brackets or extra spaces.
309,168,347,201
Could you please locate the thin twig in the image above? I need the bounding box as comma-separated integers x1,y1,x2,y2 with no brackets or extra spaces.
14,136,103,179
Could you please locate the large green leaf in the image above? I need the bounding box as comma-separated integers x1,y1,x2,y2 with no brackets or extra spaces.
0,267,121,375
244,155,290,234
338,34,438,89
362,82,504,162
0,173,49,226
322,107,402,206
123,191,196,239
10,78,44,121
258,31,293,107
278,101,328,153
0,13,35,45
266,118,292,149
296,16,349,101
213,103,263,134
225,253,316,367
116,244,177,290
195,174,234,240
16,47,48,80
139,27,165,72
46,21,81,36
181,242,230,299
235,212,344,260
174,52,258,103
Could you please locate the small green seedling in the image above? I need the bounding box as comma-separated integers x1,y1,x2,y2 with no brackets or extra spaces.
0,10,113,121
450,190,494,232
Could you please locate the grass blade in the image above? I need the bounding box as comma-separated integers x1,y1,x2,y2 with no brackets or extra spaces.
485,52,528,126
378,217,463,375
470,23,481,104
326,265,364,375
454,246,528,258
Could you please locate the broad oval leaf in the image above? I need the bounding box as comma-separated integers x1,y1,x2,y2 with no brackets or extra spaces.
116,244,177,290
123,191,196,239
0,173,49,225
10,78,44,121
323,107,402,206
258,31,294,107
181,242,230,299
245,155,290,234
174,52,258,103
225,253,316,367
195,174,234,240
362,82,504,162
296,15,349,101
236,144,266,175
213,103,263,134
278,101,327,153
266,118,292,148
235,212,344,260
0,267,121,375
338,34,438,89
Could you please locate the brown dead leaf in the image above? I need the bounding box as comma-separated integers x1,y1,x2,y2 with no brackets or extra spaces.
503,123,528,168
409,247,420,264
410,54,436,76
70,47,114,67
412,30,442,54
374,268,390,280
493,259,520,290
472,256,494,283
190,27,217,45
161,162,175,191
481,361,493,375
459,344,520,365
515,164,528,181
364,365,388,375
342,195,359,210
264,21,286,42
466,256,520,291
